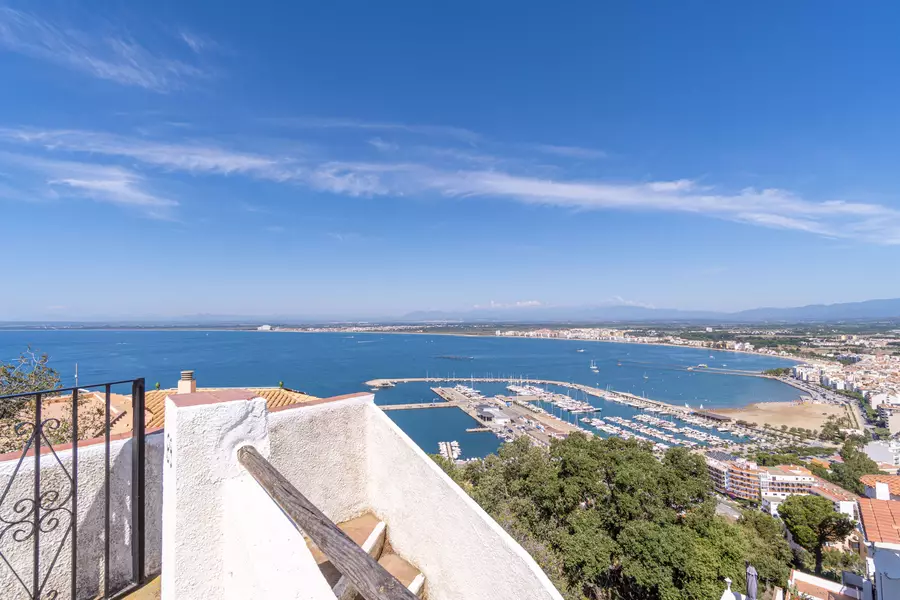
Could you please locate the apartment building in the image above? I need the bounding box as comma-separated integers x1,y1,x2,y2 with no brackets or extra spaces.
759,465,816,498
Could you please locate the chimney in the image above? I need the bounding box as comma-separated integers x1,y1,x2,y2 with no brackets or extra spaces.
177,370,197,394
875,481,890,500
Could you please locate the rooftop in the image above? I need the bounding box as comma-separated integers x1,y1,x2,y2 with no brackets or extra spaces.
858,498,900,545
812,480,858,503
761,464,813,477
144,385,317,428
860,474,900,497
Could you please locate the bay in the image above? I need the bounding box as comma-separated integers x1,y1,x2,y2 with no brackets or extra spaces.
0,330,798,458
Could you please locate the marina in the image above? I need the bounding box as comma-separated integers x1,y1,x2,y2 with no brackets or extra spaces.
371,376,804,461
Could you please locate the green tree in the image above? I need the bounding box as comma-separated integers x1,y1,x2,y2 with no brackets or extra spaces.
778,495,856,576
0,347,60,418
0,348,105,454
826,439,881,495
436,433,793,599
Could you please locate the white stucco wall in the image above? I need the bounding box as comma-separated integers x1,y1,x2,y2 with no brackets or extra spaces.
872,545,900,600
163,392,562,600
363,402,564,600
223,473,337,600
268,399,370,524
0,431,163,600
161,393,271,600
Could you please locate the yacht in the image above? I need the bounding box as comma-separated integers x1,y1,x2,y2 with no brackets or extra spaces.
590,360,599,372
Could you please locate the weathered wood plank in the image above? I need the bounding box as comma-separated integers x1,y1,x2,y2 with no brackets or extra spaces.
237,446,419,600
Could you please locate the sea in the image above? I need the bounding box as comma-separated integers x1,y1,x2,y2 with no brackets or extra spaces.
0,330,799,458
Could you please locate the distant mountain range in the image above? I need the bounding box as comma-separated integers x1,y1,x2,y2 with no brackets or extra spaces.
5,298,900,327
399,298,900,324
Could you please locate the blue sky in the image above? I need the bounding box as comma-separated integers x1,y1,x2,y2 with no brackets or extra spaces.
1,1,899,320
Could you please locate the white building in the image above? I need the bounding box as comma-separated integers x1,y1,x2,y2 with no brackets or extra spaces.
861,477,900,502
858,499,900,600
864,440,900,468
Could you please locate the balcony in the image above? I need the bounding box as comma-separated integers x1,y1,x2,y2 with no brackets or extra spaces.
160,387,563,599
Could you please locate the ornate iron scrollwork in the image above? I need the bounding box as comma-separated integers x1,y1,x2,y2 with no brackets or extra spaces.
0,413,73,599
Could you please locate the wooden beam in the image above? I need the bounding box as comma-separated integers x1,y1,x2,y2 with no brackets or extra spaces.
237,446,419,600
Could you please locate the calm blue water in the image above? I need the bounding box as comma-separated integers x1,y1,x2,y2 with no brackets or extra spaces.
0,330,797,457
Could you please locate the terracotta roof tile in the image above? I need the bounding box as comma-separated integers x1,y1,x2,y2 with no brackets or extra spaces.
858,498,900,544
143,387,318,429
860,474,900,497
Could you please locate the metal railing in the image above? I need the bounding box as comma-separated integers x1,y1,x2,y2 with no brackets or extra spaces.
0,378,147,600
237,445,418,600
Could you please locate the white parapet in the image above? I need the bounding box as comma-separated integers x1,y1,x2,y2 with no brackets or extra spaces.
162,390,563,600
161,389,334,600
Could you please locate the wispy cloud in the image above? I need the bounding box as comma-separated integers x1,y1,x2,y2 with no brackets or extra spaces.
0,8,208,91
177,29,217,54
0,152,176,217
367,137,398,152
2,123,899,243
0,129,288,178
279,117,484,143
524,143,607,160
474,300,544,310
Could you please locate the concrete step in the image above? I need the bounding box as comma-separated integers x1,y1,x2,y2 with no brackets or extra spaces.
378,553,425,598
306,513,386,587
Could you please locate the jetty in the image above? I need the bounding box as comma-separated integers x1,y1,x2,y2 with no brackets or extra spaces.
380,402,456,411
367,376,696,417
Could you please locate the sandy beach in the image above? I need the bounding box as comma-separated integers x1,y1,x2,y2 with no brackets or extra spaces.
715,400,846,431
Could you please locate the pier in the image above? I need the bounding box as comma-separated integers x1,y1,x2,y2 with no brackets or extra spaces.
368,376,696,417
380,402,456,411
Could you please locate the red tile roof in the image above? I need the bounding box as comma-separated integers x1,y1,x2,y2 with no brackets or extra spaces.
860,474,900,497
144,387,318,428
812,479,858,502
858,498,900,544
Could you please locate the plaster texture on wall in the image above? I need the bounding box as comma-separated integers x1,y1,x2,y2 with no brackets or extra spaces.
872,545,900,600
161,394,270,600
162,392,562,600
0,431,163,600
268,397,371,523
223,473,337,600
363,402,564,600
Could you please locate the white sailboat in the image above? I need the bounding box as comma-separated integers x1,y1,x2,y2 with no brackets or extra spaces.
590,359,599,372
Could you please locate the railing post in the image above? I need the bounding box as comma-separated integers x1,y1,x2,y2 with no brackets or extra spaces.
131,378,146,586
33,392,41,600
71,388,78,600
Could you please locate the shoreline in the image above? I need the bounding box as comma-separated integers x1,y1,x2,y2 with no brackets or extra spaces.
273,328,806,364
0,325,805,364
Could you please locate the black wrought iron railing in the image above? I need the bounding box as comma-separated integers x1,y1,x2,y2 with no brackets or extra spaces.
0,378,147,600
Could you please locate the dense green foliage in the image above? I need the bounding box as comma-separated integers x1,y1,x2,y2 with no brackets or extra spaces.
818,414,855,442
762,368,792,376
823,439,882,495
777,495,856,576
437,434,792,599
